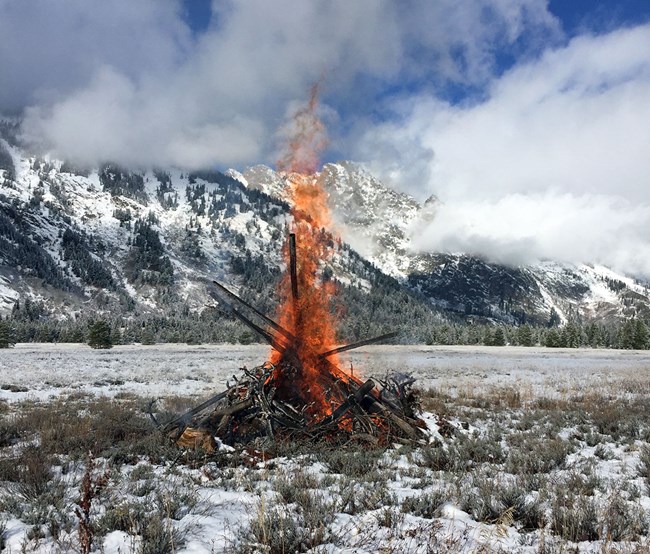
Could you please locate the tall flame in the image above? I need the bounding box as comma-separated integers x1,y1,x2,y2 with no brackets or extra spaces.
270,84,344,420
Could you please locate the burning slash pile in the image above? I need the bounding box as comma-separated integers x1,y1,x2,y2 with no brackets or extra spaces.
163,243,427,450
163,86,427,450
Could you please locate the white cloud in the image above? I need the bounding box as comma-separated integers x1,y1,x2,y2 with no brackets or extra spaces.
0,0,190,112
430,25,650,203
358,24,650,275
21,66,264,168
410,192,650,276
2,0,560,169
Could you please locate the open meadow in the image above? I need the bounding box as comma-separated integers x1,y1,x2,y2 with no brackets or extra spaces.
1,344,649,553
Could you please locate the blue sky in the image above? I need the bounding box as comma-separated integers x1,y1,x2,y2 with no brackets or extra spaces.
549,0,650,34
1,0,649,274
179,0,650,110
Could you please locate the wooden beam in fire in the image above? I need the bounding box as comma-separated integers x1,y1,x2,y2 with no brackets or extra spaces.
319,332,399,359
210,280,295,343
210,279,398,360
289,232,299,302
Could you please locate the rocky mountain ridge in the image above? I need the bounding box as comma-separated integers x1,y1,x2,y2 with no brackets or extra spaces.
1,130,649,335
241,160,650,325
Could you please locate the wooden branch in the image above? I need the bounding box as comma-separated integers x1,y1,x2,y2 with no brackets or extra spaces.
363,395,422,441
162,390,229,435
319,332,399,358
201,398,255,428
289,233,298,301
230,307,286,352
211,280,295,343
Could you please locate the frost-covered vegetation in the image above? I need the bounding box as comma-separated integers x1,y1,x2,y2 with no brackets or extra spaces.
1,345,649,552
3,303,650,351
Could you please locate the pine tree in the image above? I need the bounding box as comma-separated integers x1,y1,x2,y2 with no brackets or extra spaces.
140,327,156,345
517,324,534,347
88,320,113,349
545,328,561,348
633,319,649,350
492,327,506,346
620,319,636,350
562,322,580,348
0,319,15,348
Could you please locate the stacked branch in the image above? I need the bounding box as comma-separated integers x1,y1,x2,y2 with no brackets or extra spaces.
163,234,427,450
163,362,426,450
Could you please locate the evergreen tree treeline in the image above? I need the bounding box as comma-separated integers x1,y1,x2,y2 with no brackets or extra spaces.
0,318,15,348
5,294,650,350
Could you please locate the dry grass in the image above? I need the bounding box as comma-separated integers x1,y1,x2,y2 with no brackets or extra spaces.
1,381,650,552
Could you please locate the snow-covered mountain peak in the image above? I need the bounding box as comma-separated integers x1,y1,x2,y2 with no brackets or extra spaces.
1,134,649,327
242,165,289,201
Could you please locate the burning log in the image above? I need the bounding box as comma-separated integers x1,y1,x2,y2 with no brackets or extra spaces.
289,232,299,302
319,332,399,358
159,90,430,452
163,236,428,450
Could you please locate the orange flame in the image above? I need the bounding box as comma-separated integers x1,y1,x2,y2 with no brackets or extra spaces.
269,84,349,421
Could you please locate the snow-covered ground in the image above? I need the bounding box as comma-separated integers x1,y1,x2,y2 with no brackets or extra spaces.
1,345,649,553
1,343,648,403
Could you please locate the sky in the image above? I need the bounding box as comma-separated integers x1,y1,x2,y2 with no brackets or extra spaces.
1,0,649,276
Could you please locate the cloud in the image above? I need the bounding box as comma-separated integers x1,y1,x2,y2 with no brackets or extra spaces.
410,192,650,276
358,24,650,275
0,0,190,113
7,0,649,276
2,0,560,169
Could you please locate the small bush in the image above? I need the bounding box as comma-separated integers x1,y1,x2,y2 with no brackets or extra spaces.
458,475,504,523
15,446,54,500
138,515,183,554
455,432,506,467
638,445,650,492
374,507,404,529
549,492,599,542
562,469,601,497
96,502,145,535
419,443,456,472
0,417,20,447
237,495,329,554
336,478,395,515
601,492,648,542
317,448,384,479
498,480,546,531
506,435,573,474
401,489,449,519
272,469,319,505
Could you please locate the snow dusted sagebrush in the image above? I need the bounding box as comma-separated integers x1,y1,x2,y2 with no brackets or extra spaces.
0,344,649,552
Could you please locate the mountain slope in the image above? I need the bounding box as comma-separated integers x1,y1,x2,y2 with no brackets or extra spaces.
1,134,648,336
0,139,444,343
243,161,650,325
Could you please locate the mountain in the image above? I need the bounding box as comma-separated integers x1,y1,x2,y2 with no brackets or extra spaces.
242,160,650,326
0,133,444,343
1,127,649,343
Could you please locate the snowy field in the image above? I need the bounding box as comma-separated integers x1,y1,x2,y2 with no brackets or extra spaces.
1,344,649,553
2,343,649,403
